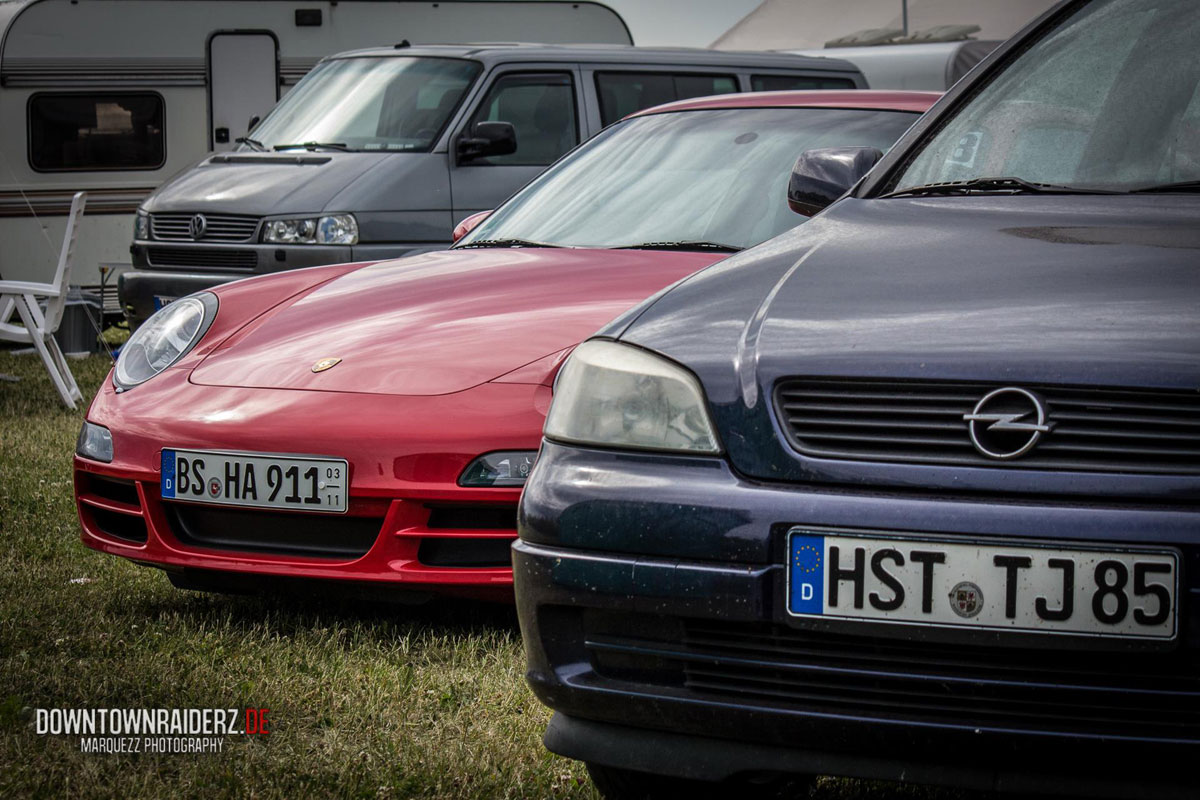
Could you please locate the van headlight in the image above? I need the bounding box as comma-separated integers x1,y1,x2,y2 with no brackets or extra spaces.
134,209,150,240
544,340,720,454
263,214,358,245
114,293,217,390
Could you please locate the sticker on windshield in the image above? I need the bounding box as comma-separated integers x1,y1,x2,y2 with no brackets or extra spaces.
947,131,983,168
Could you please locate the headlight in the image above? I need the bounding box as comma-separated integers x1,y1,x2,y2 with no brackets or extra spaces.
459,451,539,487
134,210,150,240
114,293,217,390
76,421,113,462
263,214,358,245
544,340,720,454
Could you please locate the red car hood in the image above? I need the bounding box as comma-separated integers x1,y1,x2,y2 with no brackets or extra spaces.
191,248,719,395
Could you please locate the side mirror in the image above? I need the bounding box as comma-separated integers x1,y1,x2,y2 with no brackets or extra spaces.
457,121,517,164
247,115,261,133
787,147,884,217
452,210,492,242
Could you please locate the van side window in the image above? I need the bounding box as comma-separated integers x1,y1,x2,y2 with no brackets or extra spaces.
751,75,856,92
467,73,578,166
28,93,165,171
595,72,738,125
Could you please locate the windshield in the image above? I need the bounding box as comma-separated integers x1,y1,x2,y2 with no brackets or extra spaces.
459,107,918,250
891,0,1200,193
246,57,480,153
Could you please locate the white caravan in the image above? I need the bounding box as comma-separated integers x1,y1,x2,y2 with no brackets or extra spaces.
0,0,630,300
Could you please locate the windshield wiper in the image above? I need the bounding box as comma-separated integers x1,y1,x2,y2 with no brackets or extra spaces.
456,238,558,249
234,136,267,152
273,141,352,152
1128,180,1200,194
617,240,743,253
882,177,1119,198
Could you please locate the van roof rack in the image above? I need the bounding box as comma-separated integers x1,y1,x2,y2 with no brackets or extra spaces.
895,24,982,43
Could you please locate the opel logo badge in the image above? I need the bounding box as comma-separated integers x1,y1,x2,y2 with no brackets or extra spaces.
311,357,342,373
963,386,1053,460
189,213,208,240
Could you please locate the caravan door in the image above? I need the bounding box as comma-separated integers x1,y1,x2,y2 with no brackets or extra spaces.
208,31,279,152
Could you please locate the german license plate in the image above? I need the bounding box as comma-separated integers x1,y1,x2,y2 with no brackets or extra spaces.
161,449,347,513
787,529,1177,639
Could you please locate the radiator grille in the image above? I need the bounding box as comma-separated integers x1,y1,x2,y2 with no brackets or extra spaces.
584,617,1200,741
151,213,260,242
146,247,258,271
774,378,1200,475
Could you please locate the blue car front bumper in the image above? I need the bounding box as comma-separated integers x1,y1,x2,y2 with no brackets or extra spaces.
514,441,1199,797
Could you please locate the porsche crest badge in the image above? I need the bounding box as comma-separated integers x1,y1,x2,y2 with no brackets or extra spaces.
311,357,342,373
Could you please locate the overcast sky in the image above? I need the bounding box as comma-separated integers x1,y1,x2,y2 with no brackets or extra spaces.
602,0,761,47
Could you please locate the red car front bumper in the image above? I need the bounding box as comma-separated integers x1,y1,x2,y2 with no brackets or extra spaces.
75,367,551,601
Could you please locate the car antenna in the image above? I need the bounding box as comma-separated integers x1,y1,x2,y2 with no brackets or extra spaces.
394,39,411,48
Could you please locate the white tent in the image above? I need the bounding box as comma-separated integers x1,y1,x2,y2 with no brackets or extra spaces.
711,0,1060,51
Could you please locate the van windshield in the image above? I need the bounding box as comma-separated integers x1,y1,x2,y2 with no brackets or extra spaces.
247,57,480,153
891,0,1200,194
458,107,919,251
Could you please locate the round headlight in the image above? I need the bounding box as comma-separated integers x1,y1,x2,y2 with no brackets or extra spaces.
115,293,217,390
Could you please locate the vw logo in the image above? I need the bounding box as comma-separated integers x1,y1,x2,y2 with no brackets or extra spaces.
189,213,208,240
963,387,1053,460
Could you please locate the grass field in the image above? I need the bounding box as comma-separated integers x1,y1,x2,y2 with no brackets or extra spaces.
0,350,962,799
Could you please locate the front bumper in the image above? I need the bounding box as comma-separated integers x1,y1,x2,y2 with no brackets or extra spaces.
75,369,553,599
514,441,1200,795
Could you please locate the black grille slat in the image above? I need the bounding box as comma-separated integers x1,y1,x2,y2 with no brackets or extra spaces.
775,378,1200,474
151,213,260,242
585,617,1200,741
146,247,258,271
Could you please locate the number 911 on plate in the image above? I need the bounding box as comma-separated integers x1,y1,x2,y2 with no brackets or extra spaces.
161,448,348,514
787,529,1177,639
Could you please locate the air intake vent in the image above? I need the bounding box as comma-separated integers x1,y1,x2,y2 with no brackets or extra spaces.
774,378,1200,475
151,213,260,242
146,247,258,271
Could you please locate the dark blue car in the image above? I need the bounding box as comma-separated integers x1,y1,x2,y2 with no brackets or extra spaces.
514,0,1200,797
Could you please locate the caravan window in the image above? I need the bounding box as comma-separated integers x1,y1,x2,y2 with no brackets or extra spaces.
596,72,738,125
751,74,856,91
28,93,165,172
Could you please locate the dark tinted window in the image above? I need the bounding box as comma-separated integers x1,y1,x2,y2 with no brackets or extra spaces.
751,74,856,91
596,72,738,125
467,73,578,166
29,93,164,171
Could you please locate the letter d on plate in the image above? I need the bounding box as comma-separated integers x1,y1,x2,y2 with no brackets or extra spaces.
790,533,825,615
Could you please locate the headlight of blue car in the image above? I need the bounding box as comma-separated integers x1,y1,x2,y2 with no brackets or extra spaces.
544,339,721,454
114,293,218,390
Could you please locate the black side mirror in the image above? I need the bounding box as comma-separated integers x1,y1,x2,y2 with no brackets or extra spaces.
247,115,261,133
787,147,884,216
457,121,517,163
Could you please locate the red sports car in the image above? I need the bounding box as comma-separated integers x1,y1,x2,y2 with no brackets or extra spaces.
74,91,937,601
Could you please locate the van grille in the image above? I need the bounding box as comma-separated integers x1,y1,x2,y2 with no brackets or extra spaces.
151,213,260,242
774,378,1200,475
146,247,258,271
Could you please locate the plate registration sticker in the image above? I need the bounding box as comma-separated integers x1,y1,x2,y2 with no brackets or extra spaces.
161,448,348,513
787,530,1177,639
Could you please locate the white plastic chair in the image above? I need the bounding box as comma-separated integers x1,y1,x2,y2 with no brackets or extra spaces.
0,191,87,408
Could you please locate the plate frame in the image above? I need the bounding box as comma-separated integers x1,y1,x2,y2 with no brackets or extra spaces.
784,526,1180,641
161,447,350,515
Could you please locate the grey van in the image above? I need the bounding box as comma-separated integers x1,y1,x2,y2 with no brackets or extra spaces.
119,43,864,326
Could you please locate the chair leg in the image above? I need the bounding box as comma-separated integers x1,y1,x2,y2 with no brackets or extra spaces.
45,332,83,403
14,295,77,409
